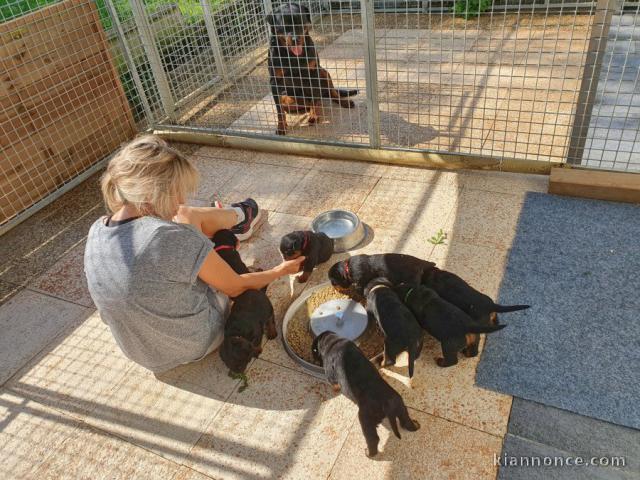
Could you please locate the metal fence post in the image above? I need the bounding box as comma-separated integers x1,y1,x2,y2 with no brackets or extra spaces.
129,0,175,120
566,0,618,164
200,0,227,79
361,0,381,149
104,0,154,126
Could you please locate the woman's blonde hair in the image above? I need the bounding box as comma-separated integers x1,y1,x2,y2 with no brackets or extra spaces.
101,135,199,220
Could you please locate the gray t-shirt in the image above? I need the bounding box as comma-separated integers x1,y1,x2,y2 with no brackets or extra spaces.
84,216,229,373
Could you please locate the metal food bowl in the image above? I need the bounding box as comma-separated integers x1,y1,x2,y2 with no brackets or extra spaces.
282,282,367,378
311,209,366,252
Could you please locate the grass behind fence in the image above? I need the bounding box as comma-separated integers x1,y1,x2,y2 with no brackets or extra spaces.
0,0,213,28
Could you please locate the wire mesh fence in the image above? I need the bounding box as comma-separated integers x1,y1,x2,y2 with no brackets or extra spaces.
1,0,639,231
126,0,638,171
0,0,138,231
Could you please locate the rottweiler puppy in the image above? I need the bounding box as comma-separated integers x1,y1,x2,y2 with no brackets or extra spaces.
364,278,423,378
279,230,334,283
212,229,247,274
396,284,506,368
266,2,358,135
328,254,436,301
422,267,529,326
213,230,277,374
312,331,420,457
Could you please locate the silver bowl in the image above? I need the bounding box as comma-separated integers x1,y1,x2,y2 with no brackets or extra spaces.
311,209,366,253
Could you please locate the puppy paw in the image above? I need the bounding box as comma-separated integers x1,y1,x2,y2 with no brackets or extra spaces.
436,357,456,368
408,419,420,431
366,448,378,458
266,327,277,340
463,347,478,358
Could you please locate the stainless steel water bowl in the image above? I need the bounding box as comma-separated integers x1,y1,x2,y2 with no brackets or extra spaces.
311,209,366,252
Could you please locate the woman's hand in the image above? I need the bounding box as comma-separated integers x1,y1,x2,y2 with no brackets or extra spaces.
275,256,306,276
199,252,306,298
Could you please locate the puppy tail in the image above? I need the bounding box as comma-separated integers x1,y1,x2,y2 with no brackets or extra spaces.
467,323,507,334
494,304,530,313
407,350,415,379
337,88,358,97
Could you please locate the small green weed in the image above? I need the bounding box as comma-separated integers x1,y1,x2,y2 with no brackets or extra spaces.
428,229,448,246
229,371,249,392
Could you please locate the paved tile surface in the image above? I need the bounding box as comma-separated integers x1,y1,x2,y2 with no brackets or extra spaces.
0,290,91,385
0,148,561,479
225,27,586,163
28,242,93,308
583,14,640,172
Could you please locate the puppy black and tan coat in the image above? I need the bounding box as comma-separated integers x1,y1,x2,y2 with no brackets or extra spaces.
312,332,420,457
364,278,423,378
422,267,529,326
212,230,277,374
280,230,334,282
328,253,436,301
396,284,506,368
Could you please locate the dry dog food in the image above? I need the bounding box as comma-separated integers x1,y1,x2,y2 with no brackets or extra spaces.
286,285,384,365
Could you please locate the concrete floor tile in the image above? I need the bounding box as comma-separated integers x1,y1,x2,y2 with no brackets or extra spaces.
357,178,459,233
428,241,510,300
279,170,379,218
460,170,549,195
0,389,81,479
28,242,93,308
31,421,181,480
0,290,91,386
195,146,317,169
174,466,217,480
328,407,502,479
84,366,227,464
381,165,461,186
313,157,389,177
8,312,133,421
186,359,356,480
218,163,309,212
189,153,245,202
380,331,512,436
353,227,432,259
509,398,640,473
0,279,21,306
497,434,638,480
447,189,525,250
0,173,103,286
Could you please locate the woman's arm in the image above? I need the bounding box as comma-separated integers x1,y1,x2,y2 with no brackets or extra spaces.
197,250,305,297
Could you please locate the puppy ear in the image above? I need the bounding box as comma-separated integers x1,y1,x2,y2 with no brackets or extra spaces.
298,3,312,23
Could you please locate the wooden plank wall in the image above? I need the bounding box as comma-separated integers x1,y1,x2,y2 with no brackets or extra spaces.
0,0,136,225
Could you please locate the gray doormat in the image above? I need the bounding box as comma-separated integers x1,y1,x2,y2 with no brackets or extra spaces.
476,193,640,430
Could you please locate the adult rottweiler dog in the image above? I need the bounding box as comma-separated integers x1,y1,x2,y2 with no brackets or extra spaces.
396,284,506,367
364,278,423,378
328,254,436,301
266,2,358,135
422,267,529,326
279,230,334,283
213,230,277,374
312,331,420,457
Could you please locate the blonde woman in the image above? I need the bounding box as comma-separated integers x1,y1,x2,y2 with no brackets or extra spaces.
84,135,305,374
